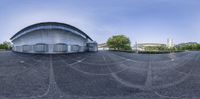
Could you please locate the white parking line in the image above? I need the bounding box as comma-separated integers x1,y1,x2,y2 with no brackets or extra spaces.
154,91,186,99
59,54,136,75
59,56,113,76
111,73,147,90
101,53,150,90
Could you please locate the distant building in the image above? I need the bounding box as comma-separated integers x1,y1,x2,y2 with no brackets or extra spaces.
167,38,174,48
10,22,98,54
133,43,166,51
98,43,109,50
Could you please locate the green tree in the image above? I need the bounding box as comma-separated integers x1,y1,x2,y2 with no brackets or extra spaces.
175,43,200,51
0,41,12,50
107,35,131,50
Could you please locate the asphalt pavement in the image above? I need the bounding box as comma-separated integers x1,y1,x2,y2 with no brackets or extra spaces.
0,51,200,99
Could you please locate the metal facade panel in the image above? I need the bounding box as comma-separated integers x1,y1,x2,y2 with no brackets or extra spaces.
23,45,32,52
10,22,93,41
10,22,97,54
87,42,98,52
34,44,48,52
12,30,87,46
71,45,80,52
53,44,68,52
79,46,86,52
15,46,22,52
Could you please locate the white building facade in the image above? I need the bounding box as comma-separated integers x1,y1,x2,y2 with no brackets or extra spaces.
167,38,174,48
10,22,98,54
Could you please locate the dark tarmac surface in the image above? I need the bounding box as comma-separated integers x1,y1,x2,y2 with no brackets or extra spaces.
0,51,200,99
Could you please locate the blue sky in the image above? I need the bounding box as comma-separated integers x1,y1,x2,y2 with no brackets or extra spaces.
0,0,200,45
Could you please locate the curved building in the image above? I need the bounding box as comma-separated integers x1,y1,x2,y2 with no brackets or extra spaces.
10,22,97,54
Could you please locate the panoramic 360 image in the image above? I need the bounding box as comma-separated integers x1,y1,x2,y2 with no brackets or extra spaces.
0,0,200,99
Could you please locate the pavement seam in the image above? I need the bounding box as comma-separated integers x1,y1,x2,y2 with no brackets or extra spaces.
28,55,64,99
144,54,153,90
59,53,130,76
28,55,52,99
102,52,148,90
152,53,200,98
110,51,194,64
153,53,200,89
1,51,199,99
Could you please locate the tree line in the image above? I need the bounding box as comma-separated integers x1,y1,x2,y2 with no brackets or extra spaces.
107,35,132,51
0,41,12,50
106,35,200,52
176,44,200,51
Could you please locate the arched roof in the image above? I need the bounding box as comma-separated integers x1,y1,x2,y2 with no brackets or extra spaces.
10,22,93,41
